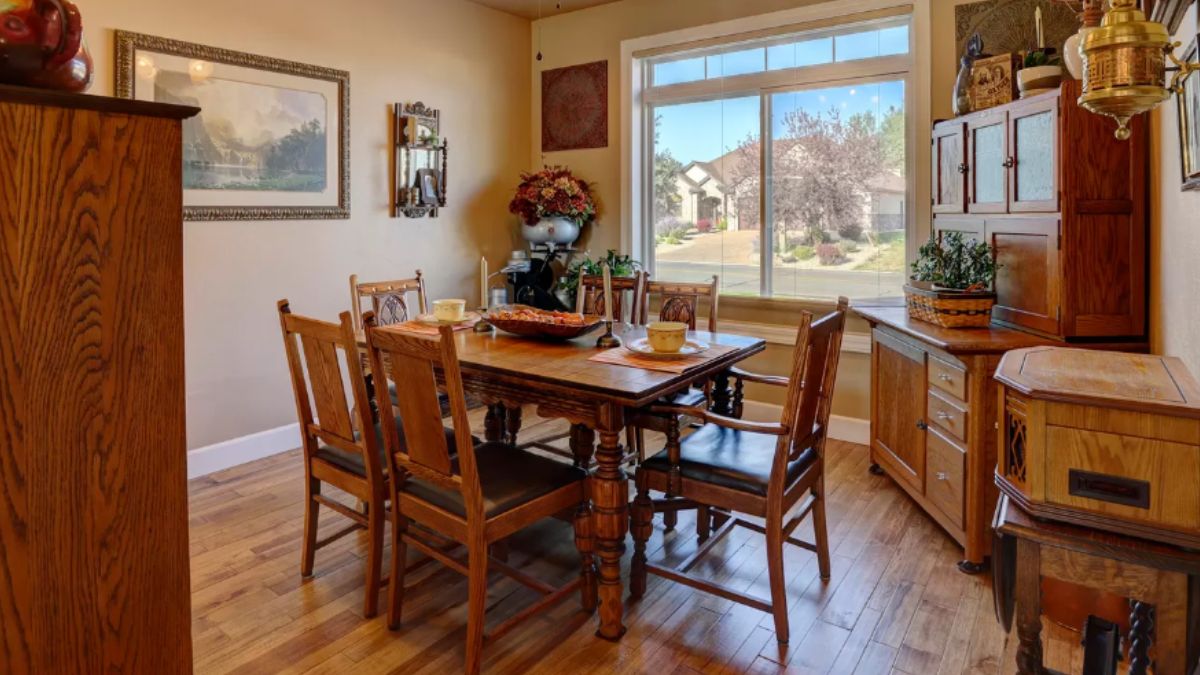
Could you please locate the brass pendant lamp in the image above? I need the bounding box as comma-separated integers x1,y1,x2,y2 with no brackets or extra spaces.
1078,0,1199,140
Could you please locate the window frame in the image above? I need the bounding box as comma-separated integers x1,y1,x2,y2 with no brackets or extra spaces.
623,1,929,307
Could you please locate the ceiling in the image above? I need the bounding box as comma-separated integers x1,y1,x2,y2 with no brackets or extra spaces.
468,0,622,19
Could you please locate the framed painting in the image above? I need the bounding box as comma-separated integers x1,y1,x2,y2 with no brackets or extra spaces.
542,60,608,152
1179,36,1200,191
115,31,349,221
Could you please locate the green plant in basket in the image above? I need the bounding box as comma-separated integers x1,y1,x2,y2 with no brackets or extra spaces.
558,250,642,302
911,232,997,292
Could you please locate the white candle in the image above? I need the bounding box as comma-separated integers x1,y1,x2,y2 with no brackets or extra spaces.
1035,7,1043,49
602,262,614,323
480,256,488,310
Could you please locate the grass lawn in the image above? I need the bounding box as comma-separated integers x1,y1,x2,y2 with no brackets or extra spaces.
854,238,905,272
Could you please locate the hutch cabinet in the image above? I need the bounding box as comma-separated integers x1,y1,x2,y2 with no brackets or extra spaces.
930,80,1147,340
0,86,197,673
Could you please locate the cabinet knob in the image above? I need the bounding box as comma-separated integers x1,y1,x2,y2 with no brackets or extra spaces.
916,419,928,430
936,471,949,481
957,162,968,174
1003,156,1015,168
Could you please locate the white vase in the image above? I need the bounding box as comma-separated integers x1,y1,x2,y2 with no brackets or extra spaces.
521,216,581,246
1063,29,1094,80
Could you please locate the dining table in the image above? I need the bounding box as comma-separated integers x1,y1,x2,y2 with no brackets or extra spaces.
359,321,766,640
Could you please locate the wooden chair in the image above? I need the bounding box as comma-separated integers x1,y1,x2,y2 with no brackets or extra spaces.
277,300,390,618
350,271,428,331
364,313,597,675
627,275,721,531
574,270,646,324
629,297,849,644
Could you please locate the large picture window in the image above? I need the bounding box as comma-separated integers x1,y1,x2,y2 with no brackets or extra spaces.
642,14,913,301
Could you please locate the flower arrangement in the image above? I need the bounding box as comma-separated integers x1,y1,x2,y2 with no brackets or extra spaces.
508,166,597,226
911,231,997,291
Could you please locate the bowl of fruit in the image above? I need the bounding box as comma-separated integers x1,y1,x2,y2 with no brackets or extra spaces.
484,305,604,340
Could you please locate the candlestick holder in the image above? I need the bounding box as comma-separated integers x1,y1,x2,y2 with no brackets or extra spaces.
473,309,494,333
595,321,621,348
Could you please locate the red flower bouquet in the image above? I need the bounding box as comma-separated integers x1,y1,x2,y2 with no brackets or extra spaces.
508,166,597,226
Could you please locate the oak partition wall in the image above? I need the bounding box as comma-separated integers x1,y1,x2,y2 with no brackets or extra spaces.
0,86,198,673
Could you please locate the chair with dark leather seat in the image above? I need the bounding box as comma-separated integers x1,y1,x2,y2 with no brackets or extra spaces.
629,297,848,645
276,300,405,618
364,312,596,675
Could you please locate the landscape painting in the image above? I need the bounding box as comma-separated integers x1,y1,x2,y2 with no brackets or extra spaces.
115,31,349,220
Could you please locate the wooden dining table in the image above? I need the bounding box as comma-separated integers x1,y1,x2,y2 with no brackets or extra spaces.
359,321,766,640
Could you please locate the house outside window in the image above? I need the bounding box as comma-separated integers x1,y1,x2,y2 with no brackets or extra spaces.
634,10,915,302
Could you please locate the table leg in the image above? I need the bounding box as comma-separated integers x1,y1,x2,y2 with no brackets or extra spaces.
1128,600,1155,675
711,370,732,416
569,423,595,469
1015,538,1044,674
505,405,523,445
592,402,628,640
484,403,506,443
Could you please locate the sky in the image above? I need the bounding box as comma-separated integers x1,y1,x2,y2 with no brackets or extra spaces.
652,22,908,165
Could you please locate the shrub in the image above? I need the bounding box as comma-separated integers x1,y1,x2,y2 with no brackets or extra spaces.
793,245,816,260
655,216,687,237
716,217,730,232
816,243,847,266
840,240,860,254
696,218,714,233
836,221,865,242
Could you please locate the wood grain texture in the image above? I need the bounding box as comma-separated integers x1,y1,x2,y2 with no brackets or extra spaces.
0,95,193,672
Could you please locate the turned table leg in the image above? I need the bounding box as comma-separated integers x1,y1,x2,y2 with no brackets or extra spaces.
592,402,628,640
484,403,506,443
504,405,523,445
569,423,595,469
1128,600,1155,675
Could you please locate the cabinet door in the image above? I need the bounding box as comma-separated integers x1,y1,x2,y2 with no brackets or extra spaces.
932,122,967,214
872,330,927,491
1008,96,1059,212
967,111,1009,214
987,217,1061,335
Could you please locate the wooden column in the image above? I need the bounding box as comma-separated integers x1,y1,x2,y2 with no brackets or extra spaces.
591,402,628,640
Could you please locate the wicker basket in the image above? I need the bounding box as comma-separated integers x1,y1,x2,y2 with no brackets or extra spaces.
903,283,996,328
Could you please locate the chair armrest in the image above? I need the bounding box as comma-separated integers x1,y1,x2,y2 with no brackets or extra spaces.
646,403,790,436
729,366,790,388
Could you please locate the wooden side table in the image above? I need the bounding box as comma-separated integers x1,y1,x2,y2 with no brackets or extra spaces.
993,495,1200,674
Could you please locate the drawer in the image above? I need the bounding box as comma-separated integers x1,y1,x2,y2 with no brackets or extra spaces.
928,356,967,401
927,388,968,442
925,430,965,529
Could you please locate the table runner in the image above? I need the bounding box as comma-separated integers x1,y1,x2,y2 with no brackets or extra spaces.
588,342,739,374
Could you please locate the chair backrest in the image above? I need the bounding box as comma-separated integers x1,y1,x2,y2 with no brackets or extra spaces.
350,271,428,331
777,297,850,473
277,300,384,483
575,270,646,324
363,314,484,518
638,275,719,333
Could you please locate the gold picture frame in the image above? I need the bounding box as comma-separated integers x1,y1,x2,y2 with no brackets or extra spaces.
1180,36,1200,192
115,30,350,221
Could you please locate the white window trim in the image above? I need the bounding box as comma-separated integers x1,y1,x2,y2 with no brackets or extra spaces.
620,0,933,297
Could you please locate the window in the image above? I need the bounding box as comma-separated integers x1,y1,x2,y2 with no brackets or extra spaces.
641,14,912,301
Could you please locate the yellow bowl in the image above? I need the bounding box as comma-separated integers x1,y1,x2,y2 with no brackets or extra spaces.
432,299,466,322
646,321,688,353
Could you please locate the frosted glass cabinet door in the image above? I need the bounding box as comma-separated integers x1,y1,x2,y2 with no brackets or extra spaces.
932,122,967,214
1010,97,1059,212
968,112,1009,213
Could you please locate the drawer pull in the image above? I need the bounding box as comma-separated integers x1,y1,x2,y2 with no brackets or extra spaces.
938,373,953,382
1068,469,1150,509
936,471,948,481
936,411,953,420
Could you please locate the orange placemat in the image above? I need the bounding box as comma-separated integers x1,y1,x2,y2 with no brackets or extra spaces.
392,317,480,335
588,342,738,374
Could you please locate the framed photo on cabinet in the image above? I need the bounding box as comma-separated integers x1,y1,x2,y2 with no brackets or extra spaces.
115,30,350,220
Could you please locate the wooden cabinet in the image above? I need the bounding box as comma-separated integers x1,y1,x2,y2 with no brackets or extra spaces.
0,86,198,673
872,331,927,491
932,122,967,213
931,81,1147,340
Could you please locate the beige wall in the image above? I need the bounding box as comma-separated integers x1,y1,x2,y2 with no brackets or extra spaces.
83,0,531,449
1151,3,1200,375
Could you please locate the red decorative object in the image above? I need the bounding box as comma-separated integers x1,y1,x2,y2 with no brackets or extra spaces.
508,165,596,226
542,60,608,152
0,0,91,92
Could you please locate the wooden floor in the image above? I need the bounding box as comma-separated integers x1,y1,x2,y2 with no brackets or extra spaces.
188,408,1089,674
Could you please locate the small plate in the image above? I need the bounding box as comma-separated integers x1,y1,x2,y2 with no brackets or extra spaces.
625,337,709,360
415,311,481,326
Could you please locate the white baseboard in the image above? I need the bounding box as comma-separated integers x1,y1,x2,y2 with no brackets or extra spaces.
187,423,301,479
741,400,869,446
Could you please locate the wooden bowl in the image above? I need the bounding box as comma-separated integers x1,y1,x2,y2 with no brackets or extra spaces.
483,304,604,340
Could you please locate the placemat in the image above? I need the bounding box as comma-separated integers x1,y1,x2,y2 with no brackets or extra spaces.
588,342,738,374
393,317,480,336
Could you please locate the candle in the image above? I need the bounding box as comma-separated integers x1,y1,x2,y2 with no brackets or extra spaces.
1035,7,1044,49
479,256,488,310
602,262,613,324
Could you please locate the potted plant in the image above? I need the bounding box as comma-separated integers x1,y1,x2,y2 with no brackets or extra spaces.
509,166,597,247
557,250,640,309
1018,48,1063,97
905,232,998,328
